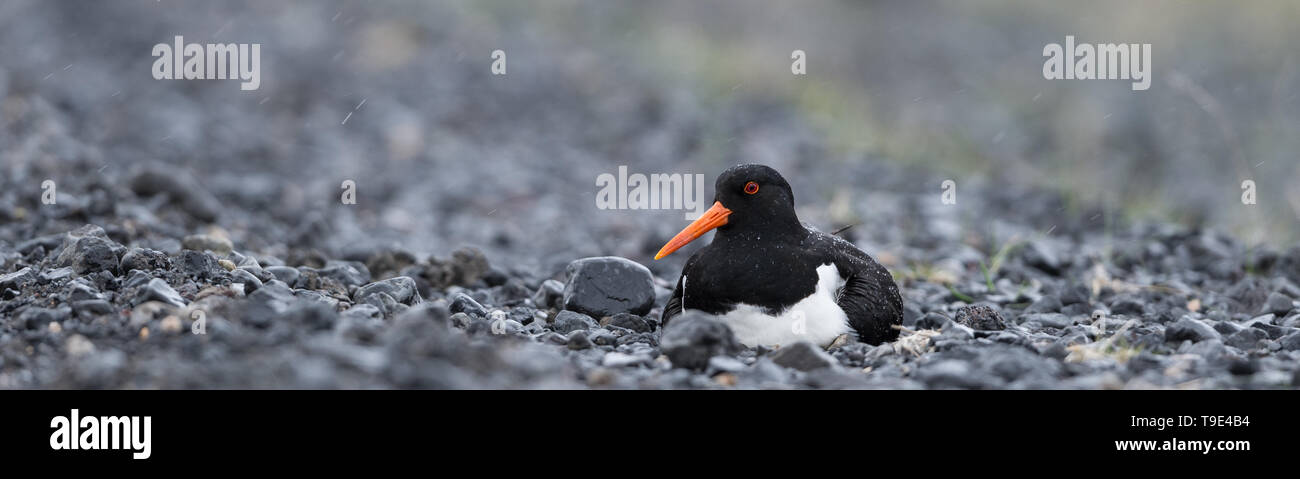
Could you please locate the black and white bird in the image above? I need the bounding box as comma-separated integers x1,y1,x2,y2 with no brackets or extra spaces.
656,164,902,348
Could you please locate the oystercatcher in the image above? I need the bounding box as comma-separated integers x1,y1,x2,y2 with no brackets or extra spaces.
655,164,902,347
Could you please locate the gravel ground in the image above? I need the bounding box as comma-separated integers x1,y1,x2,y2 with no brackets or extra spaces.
4,171,1300,389
2,1,1299,389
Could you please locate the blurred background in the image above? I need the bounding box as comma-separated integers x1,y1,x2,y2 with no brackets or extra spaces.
1,0,1297,278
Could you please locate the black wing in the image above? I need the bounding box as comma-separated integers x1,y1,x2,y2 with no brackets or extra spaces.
659,251,701,329
662,274,685,327
814,232,903,344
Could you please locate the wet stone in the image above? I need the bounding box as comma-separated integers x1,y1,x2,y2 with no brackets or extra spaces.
659,312,742,371
562,256,656,318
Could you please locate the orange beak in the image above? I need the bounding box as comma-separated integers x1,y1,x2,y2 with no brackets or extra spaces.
654,201,732,260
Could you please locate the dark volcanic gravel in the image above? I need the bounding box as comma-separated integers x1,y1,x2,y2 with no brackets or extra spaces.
2,1,1299,389
4,193,1300,389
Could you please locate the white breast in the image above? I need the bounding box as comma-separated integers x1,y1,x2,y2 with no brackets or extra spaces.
685,263,850,348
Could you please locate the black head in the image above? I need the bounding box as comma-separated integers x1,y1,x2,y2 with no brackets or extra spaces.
711,164,799,234
655,164,801,259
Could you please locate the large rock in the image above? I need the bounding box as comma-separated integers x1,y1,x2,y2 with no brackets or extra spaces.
561,256,655,318
54,225,119,275
660,312,742,371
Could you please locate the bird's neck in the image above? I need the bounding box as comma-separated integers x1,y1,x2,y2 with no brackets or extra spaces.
713,220,808,247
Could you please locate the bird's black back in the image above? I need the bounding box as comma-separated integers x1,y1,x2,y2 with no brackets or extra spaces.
662,225,902,345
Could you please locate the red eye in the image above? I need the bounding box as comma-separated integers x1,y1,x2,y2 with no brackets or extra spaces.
744,181,759,194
